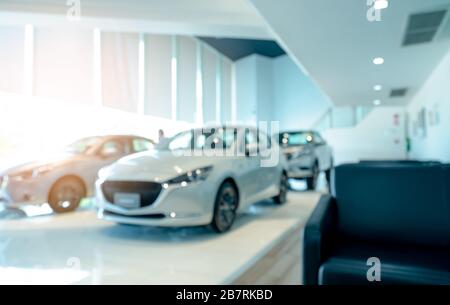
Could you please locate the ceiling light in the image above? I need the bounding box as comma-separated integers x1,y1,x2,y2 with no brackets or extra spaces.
374,85,382,91
373,100,381,106
373,57,384,65
374,0,389,10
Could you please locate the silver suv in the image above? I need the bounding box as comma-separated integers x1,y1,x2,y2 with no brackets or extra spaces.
278,131,333,190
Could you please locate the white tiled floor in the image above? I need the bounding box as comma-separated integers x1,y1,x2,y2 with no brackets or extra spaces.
0,191,321,285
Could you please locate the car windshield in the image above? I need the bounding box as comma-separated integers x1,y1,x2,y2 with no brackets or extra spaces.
158,128,236,151
65,137,103,154
279,132,313,147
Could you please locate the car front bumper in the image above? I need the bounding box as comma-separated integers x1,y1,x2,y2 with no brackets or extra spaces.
0,176,49,207
285,155,315,178
287,167,314,179
96,178,217,227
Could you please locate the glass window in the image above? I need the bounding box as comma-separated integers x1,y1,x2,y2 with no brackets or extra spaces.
132,138,154,152
197,128,235,150
101,32,139,113
34,27,94,103
244,129,259,155
279,132,313,147
245,129,258,145
145,35,172,118
168,131,193,151
256,130,272,151
65,137,102,154
313,132,325,144
178,36,197,123
100,139,126,157
0,26,24,93
165,128,235,151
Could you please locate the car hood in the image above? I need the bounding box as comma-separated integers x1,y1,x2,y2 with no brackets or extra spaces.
0,152,82,176
105,150,217,182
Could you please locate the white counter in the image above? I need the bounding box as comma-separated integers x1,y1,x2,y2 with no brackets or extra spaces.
0,192,320,285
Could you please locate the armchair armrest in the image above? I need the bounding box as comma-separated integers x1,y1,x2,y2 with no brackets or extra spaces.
302,194,337,285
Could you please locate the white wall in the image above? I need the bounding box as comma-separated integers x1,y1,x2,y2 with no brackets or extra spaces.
221,58,233,123
323,107,407,165
256,55,273,122
273,55,332,130
407,49,450,163
235,55,258,124
235,54,274,124
202,44,217,123
331,106,355,128
235,54,330,128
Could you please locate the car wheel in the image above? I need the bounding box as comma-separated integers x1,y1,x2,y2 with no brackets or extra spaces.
210,181,238,233
273,172,288,204
48,177,86,213
306,163,319,191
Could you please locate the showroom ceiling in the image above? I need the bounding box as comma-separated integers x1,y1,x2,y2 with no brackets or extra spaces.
4,0,449,107
198,37,286,61
0,0,270,39
249,0,450,106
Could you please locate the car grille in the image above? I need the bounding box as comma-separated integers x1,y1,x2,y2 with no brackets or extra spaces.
101,181,162,208
103,211,166,219
284,153,293,160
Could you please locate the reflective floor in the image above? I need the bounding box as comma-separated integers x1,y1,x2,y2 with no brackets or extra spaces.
0,179,324,284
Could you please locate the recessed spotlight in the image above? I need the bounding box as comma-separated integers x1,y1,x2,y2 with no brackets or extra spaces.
374,85,382,91
373,57,384,65
374,0,389,10
373,100,381,106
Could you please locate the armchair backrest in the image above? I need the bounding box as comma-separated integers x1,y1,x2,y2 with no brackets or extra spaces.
332,163,450,247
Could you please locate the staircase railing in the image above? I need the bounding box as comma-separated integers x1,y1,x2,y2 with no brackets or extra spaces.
312,105,374,132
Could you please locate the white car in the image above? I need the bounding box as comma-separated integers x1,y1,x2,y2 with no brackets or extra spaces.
0,135,154,213
278,131,333,190
96,126,288,233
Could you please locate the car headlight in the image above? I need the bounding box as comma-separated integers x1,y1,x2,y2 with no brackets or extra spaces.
10,165,53,181
165,166,213,185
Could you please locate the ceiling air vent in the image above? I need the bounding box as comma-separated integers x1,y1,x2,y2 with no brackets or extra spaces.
402,10,447,46
390,88,409,98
